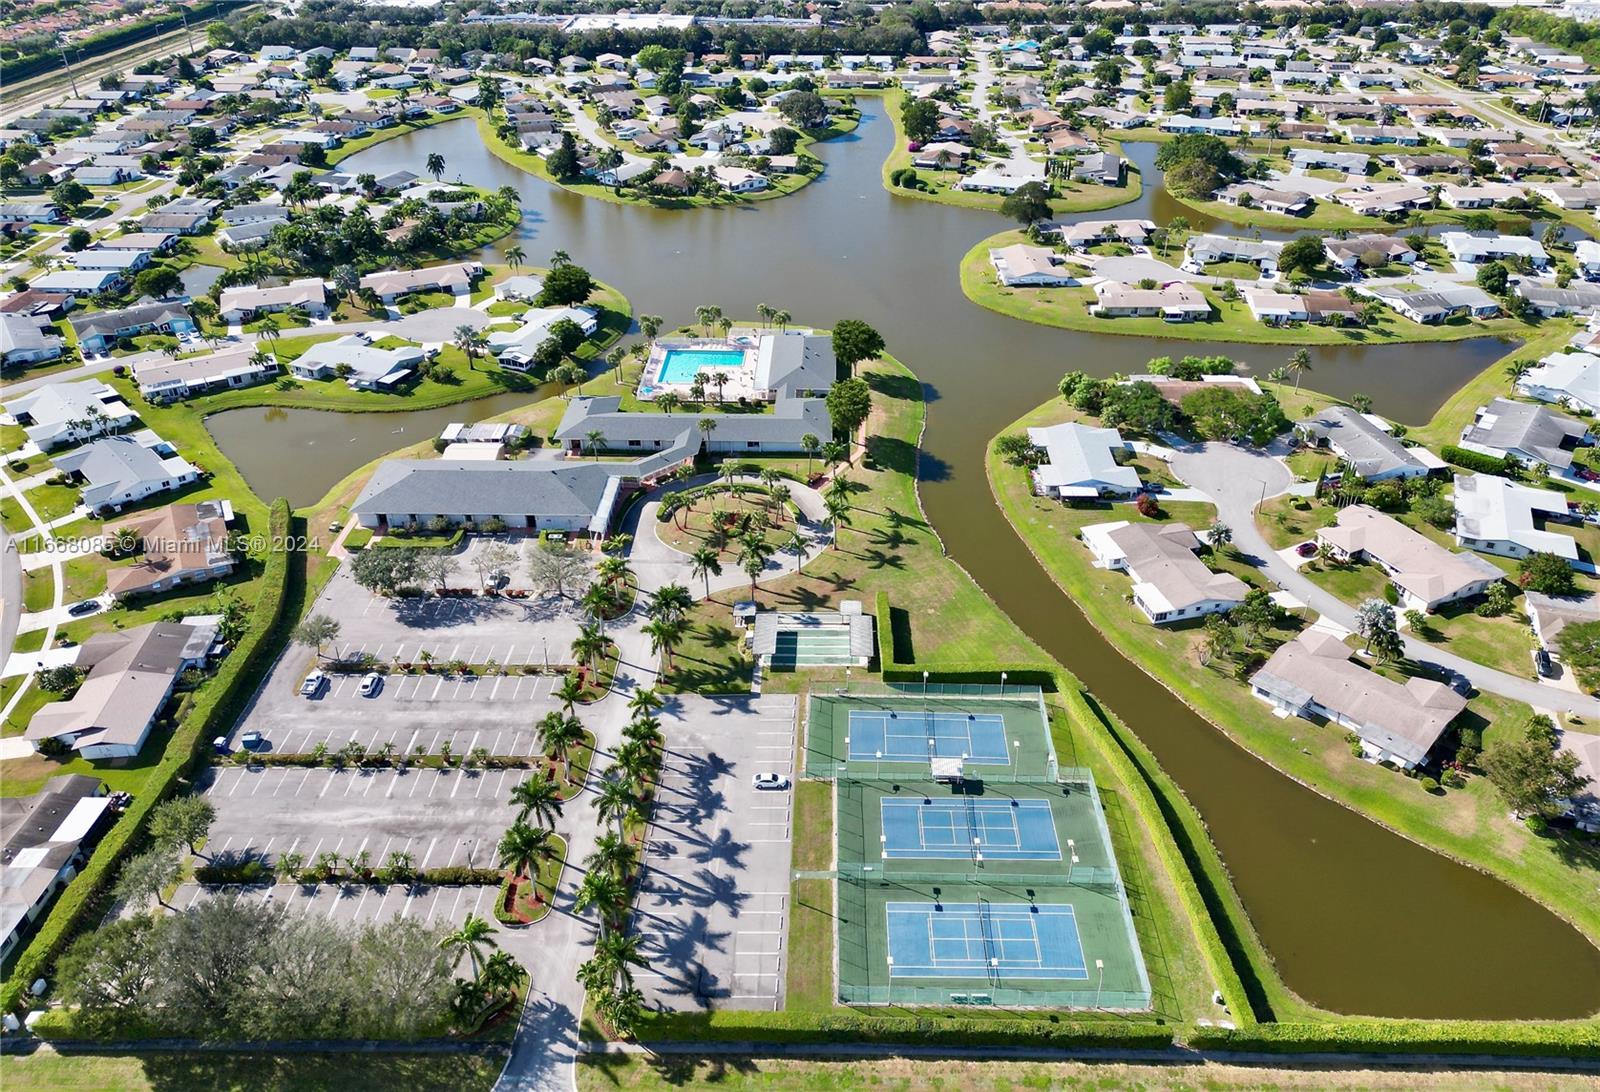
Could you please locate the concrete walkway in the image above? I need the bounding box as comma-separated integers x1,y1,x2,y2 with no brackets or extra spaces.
1168,440,1600,719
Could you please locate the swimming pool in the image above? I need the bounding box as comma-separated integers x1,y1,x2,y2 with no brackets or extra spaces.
656,348,747,385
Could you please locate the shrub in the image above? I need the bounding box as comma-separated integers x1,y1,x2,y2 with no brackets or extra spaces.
1134,493,1160,518
1440,444,1516,475
1419,776,1440,794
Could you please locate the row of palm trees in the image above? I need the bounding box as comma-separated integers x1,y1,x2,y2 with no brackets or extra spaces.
439,914,525,1025
575,687,668,1035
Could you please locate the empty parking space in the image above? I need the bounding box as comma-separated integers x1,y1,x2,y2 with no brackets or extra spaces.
170,881,501,930
197,765,522,871
631,693,797,1012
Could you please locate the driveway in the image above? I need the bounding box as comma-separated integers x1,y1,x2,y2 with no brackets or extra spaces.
1168,440,1600,719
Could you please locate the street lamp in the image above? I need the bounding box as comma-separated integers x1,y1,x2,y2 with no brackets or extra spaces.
1094,958,1105,1009
1000,670,1007,696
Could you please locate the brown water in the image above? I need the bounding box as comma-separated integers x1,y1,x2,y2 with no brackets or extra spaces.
210,106,1600,1018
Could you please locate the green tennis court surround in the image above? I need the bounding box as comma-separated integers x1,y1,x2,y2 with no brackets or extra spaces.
808,685,1152,1009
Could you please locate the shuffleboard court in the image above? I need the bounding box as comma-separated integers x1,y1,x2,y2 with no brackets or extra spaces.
848,709,1010,765
880,797,1061,860
885,901,1088,980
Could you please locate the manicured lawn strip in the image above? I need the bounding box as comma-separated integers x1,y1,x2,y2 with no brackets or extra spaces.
1407,325,1578,449
960,230,1546,346
784,877,833,1012
878,88,1142,215
790,780,833,872
21,567,53,613
11,480,84,524
1,682,65,740
0,1051,507,1092
988,397,1600,996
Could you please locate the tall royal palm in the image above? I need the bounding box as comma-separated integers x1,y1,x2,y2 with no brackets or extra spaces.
536,710,586,782
627,687,663,719
440,914,499,981
689,546,721,598
497,821,556,885
508,772,564,828
587,830,639,881
592,931,649,990
575,868,630,936
649,582,692,623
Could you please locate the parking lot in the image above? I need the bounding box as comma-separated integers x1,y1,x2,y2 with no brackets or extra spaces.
197,765,522,872
631,693,797,1012
170,881,502,930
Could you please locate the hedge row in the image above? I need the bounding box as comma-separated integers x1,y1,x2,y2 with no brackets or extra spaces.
1,499,297,1014
635,1009,1175,1048
871,593,1254,1023
1440,444,1516,475
1189,1020,1600,1058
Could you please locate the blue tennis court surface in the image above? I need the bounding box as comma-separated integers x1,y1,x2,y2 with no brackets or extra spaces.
880,798,1061,860
885,902,1087,980
848,709,1010,765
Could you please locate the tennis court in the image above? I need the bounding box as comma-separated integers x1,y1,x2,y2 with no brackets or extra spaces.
881,797,1061,861
847,709,1011,764
885,901,1088,980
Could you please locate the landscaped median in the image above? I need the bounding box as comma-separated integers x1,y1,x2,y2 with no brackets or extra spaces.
1,498,297,1013
959,229,1543,346
984,390,1600,1031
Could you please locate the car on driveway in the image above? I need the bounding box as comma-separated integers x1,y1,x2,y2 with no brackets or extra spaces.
1296,541,1318,558
752,772,790,791
359,672,383,697
299,670,327,697
67,599,100,617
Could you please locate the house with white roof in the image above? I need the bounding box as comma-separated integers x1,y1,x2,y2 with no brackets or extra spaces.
1453,473,1580,563
1440,231,1550,269
359,261,481,303
1091,282,1211,321
51,430,198,514
1316,504,1503,613
989,244,1076,287
134,346,279,403
487,307,599,370
0,313,65,367
217,277,329,324
1517,353,1600,414
289,334,424,390
4,380,135,450
1026,422,1141,498
1081,520,1250,625
1245,290,1310,325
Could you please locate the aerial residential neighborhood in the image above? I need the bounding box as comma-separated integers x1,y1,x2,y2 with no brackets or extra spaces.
2,3,1600,1091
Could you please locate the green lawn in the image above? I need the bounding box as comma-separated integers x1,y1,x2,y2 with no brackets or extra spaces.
962,230,1547,346
1300,558,1392,605
0,1052,505,1092
991,394,1600,985
0,481,83,527
1204,259,1263,280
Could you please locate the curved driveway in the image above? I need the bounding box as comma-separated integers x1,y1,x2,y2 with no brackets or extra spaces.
1169,440,1600,719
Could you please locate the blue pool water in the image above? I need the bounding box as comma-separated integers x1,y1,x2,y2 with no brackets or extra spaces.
656,348,746,384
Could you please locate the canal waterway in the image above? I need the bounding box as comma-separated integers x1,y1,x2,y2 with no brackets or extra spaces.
209,102,1600,1018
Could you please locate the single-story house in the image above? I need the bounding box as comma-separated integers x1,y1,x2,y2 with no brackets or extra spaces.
1453,473,1580,562
30,270,125,298
0,775,113,962
4,380,134,450
988,244,1075,287
217,277,329,324
1459,398,1589,474
25,621,215,759
359,261,481,303
1295,405,1443,481
289,334,423,390
1080,520,1250,625
1317,504,1503,613
1091,281,1210,322
1323,234,1415,272
1245,290,1310,325
1368,283,1499,324
1250,629,1466,770
1441,231,1550,269
1515,282,1600,319
1516,353,1600,414
104,500,234,600
1025,422,1140,498
134,346,278,403
0,312,66,367
68,299,195,355
51,429,198,514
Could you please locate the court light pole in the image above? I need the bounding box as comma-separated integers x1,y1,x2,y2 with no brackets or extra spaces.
1094,958,1104,1010
1000,670,1007,697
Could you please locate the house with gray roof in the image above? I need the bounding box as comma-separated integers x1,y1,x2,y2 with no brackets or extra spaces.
1459,398,1589,474
0,312,65,368
25,621,214,759
751,331,836,397
1295,405,1443,481
351,457,629,537
51,429,198,514
1,775,111,962
1250,629,1467,770
68,299,194,355
555,394,830,456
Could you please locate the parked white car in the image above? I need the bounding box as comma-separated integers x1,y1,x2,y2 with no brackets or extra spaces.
359,672,383,697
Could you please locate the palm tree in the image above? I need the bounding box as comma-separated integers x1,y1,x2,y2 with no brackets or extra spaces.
623,714,664,752
505,245,525,269
479,950,525,1001
614,740,656,794
536,709,586,781
756,302,773,327
551,249,571,268
572,623,608,671
454,324,486,370
689,546,721,597
825,491,852,550
643,615,685,673
770,483,791,523
1288,347,1312,392
639,314,662,343
585,429,605,460
497,821,556,887
575,868,630,935
592,931,649,990
694,305,713,336
581,583,616,635
593,775,640,834
697,417,718,452
597,554,632,589
426,152,447,181
772,309,791,331
656,391,681,414
555,671,586,715
587,830,640,882
738,537,774,599
509,772,564,827
649,583,692,623
440,914,499,981
801,433,821,477
628,687,664,719
785,529,807,573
